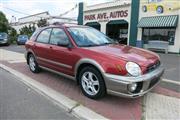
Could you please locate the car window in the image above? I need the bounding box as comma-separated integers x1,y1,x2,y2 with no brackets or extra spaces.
68,27,114,47
30,29,42,40
36,28,52,43
49,28,69,45
0,33,7,39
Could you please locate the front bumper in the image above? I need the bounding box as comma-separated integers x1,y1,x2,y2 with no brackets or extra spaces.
0,40,8,44
17,41,26,45
104,64,164,98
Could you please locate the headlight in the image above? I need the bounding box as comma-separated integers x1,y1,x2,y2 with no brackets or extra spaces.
125,62,141,76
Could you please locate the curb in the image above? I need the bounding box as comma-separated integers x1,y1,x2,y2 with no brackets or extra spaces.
162,78,180,86
0,64,109,120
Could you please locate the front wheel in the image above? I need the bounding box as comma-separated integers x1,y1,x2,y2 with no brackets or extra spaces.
79,67,106,99
28,54,40,73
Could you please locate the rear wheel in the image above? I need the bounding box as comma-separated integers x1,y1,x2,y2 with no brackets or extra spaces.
79,67,106,99
28,54,40,73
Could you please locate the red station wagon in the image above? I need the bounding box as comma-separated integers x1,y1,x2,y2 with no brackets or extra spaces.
25,23,164,99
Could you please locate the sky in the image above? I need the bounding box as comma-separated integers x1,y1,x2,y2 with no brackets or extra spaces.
0,0,112,22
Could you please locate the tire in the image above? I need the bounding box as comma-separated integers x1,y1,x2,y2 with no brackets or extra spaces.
5,42,10,46
79,67,106,99
28,54,40,73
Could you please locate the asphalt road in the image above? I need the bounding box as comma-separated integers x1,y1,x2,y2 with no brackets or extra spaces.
0,68,78,120
0,44,26,54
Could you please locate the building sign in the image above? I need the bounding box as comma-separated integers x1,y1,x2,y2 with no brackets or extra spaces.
142,0,180,13
84,10,128,21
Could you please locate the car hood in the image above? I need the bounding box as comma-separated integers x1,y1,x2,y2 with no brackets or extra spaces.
85,44,160,67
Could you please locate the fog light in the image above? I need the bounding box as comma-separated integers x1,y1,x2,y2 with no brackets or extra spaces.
128,83,137,92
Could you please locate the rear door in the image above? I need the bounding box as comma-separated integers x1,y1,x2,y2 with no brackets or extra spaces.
33,28,52,67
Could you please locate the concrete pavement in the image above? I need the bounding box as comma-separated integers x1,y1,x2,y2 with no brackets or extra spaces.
145,93,180,120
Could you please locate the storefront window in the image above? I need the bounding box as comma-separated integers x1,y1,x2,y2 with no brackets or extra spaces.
142,28,176,45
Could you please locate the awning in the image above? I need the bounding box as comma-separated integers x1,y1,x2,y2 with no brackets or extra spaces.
85,22,100,26
107,20,128,25
138,15,178,28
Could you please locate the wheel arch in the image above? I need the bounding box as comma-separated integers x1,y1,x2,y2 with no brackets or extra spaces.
75,58,105,84
26,50,37,64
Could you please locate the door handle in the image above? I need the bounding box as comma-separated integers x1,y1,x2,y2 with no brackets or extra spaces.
49,46,53,49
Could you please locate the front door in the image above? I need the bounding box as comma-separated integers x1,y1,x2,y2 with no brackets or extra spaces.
47,28,78,76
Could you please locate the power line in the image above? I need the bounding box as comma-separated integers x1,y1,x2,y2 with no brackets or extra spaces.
3,7,31,16
3,5,78,21
59,4,78,17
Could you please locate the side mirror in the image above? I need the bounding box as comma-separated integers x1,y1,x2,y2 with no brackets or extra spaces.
57,40,70,47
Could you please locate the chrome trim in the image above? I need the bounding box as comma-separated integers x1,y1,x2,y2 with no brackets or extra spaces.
39,66,75,80
37,57,72,69
75,58,105,78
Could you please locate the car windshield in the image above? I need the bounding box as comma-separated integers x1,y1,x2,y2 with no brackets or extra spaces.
68,27,115,47
18,35,28,39
0,33,7,39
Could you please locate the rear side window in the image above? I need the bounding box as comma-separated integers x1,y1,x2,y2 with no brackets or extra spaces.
30,29,41,40
36,28,52,43
49,28,69,45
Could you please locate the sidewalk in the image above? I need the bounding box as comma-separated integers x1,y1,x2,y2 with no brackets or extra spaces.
144,93,180,120
0,49,180,120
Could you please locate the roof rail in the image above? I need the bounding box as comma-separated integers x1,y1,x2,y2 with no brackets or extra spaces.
51,22,64,25
50,22,77,26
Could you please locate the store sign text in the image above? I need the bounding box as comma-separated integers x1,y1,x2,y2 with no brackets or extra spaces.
84,10,128,21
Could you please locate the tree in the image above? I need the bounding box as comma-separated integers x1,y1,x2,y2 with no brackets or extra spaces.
19,24,36,37
37,19,48,27
8,27,17,43
0,11,8,33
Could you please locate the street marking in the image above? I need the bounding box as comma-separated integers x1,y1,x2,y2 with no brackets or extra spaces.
8,60,26,63
166,68,177,72
162,78,180,86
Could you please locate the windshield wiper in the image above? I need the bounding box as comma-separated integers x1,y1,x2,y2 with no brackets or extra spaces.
80,42,114,47
80,44,98,47
99,42,112,46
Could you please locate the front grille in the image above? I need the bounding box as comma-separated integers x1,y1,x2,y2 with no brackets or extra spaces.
146,60,160,73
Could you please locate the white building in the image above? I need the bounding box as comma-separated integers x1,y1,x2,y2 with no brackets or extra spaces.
10,11,77,34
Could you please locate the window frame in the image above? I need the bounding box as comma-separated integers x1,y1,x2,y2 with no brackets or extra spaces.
48,27,72,47
35,28,53,44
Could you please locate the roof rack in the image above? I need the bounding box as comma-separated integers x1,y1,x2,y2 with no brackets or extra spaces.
50,22,77,26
